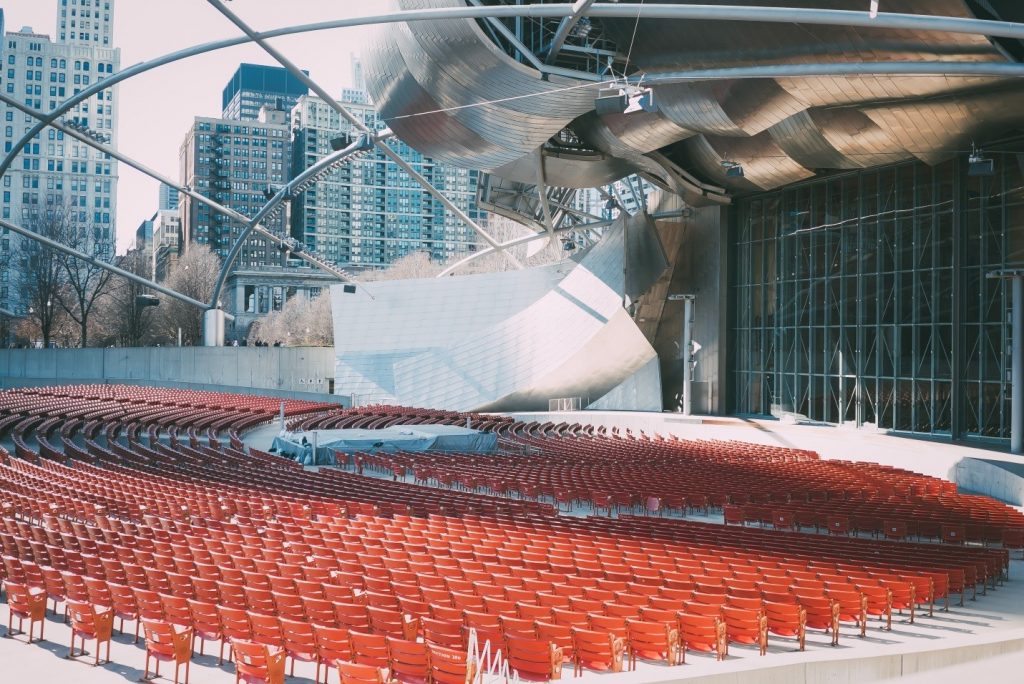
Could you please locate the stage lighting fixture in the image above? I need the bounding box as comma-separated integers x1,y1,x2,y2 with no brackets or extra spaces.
721,160,745,178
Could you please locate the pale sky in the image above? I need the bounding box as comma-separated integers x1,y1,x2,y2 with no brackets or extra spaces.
1,0,379,252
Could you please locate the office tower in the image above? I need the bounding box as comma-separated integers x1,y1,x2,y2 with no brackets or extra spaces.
221,63,308,125
135,209,181,281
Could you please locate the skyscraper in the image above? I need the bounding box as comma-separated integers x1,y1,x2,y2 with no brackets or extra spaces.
221,63,308,125
0,1,120,316
178,106,290,269
158,183,179,211
289,92,482,268
341,54,367,106
56,0,113,47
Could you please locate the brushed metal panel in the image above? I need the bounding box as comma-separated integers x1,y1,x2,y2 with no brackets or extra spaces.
364,0,594,172
491,148,636,189
686,133,815,191
360,0,1024,203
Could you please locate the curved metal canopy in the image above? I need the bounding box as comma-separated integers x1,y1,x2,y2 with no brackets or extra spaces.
363,0,1024,201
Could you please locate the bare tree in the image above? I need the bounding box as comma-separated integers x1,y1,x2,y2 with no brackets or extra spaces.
155,244,220,346
15,205,71,348
452,217,565,275
248,291,332,347
56,221,115,347
94,248,156,347
361,250,442,281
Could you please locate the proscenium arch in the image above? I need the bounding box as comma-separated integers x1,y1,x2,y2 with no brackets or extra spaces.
1,3,1023,334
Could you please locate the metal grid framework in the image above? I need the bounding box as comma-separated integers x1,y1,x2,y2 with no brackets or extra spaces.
733,147,1024,440
474,0,619,76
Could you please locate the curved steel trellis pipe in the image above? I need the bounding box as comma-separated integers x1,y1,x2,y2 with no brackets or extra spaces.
585,3,1024,40
546,0,597,64
638,61,1024,84
0,217,216,314
205,0,525,270
0,4,592,182
436,231,561,278
0,94,350,292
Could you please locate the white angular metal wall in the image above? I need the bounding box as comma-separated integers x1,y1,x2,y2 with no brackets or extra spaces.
331,224,662,412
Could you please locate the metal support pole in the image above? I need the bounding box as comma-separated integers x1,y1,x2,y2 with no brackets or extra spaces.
669,294,696,415
1013,277,1023,454
279,401,286,433
987,270,1024,452
202,309,226,347
682,295,695,416
0,216,218,315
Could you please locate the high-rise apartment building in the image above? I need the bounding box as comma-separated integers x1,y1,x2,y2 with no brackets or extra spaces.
0,1,119,316
158,183,179,211
57,0,113,47
178,106,290,268
221,63,308,124
289,92,482,268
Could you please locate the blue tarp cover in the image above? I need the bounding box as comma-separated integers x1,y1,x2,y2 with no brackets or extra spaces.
271,423,496,465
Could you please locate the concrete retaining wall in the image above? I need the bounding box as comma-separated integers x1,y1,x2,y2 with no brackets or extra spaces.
0,347,345,403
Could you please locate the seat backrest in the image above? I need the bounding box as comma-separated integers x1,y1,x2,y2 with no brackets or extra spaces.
627,619,672,645
571,626,614,659
338,661,384,684
280,617,315,652
234,641,275,678
350,629,389,667
386,636,428,678
143,620,188,659
427,644,473,684
313,625,352,662
505,635,560,679
678,613,717,637
587,614,626,638
5,582,36,612
726,596,763,611
499,615,536,638
422,617,464,648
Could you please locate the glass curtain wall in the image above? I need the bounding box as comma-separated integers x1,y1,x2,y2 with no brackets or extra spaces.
733,148,1024,441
